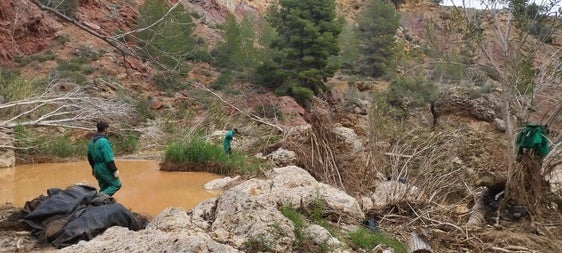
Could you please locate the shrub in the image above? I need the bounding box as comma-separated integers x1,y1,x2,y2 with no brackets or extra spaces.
0,69,39,102
41,136,87,158
111,133,139,155
290,85,314,108
386,77,438,108
211,71,233,90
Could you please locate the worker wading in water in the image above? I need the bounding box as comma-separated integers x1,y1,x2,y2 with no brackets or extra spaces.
87,121,121,196
223,128,238,154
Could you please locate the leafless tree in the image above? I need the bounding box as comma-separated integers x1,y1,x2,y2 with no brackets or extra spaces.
456,0,562,221
0,78,134,131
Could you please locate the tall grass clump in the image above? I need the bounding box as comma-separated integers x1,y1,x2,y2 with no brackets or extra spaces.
161,136,254,175
41,136,87,158
0,68,39,102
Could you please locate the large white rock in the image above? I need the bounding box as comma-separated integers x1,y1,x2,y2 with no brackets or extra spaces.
211,179,296,252
333,126,364,152
266,166,365,223
208,166,364,251
268,147,297,166
305,224,345,248
204,176,240,191
61,226,240,253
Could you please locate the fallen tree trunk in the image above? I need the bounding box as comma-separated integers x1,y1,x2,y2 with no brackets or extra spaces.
467,172,507,226
467,193,487,226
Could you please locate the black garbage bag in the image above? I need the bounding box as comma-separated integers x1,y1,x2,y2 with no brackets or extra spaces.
21,184,146,248
23,185,99,233
51,203,145,248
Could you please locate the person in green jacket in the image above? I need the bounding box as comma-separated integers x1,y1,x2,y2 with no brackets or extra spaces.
87,121,121,196
223,128,238,154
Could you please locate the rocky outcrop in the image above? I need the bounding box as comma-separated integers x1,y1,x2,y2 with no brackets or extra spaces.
433,91,500,123
60,166,364,252
0,1,57,61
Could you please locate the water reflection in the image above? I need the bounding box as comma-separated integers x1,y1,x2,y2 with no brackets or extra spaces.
0,160,221,217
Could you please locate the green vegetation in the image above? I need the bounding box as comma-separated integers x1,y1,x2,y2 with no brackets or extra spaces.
255,0,342,105
0,68,39,102
510,1,554,43
41,136,87,158
162,135,258,175
11,124,139,160
14,50,57,67
281,204,306,242
355,0,400,78
348,227,406,252
280,202,332,252
386,77,438,108
213,15,264,78
338,23,360,71
50,45,104,84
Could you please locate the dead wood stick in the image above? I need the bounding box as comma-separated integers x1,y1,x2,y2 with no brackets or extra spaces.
407,232,433,253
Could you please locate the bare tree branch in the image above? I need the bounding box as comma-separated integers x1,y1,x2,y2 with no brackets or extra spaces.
1,80,134,130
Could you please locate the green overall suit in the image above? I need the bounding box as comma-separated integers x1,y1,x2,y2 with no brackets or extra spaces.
87,134,121,196
223,130,234,154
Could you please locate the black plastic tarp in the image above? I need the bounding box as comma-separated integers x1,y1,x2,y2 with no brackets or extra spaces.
21,185,146,248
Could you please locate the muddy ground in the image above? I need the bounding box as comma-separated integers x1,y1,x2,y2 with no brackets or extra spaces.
0,204,55,252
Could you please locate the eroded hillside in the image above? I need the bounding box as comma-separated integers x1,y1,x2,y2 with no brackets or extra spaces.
1,0,562,252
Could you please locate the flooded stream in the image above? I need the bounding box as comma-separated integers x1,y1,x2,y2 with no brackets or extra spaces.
0,160,222,217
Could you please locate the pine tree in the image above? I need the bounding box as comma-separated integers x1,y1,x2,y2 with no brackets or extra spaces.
356,0,400,77
257,0,342,104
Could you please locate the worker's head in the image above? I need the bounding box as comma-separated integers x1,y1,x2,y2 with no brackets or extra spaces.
233,128,238,134
96,121,109,133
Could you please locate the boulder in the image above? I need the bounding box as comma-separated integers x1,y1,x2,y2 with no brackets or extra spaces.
204,176,241,191
333,127,364,152
268,148,297,166
61,226,240,253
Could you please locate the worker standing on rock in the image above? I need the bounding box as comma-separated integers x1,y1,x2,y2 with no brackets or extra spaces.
223,128,238,154
87,121,121,196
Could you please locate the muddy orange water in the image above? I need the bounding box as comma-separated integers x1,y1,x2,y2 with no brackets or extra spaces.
0,160,222,217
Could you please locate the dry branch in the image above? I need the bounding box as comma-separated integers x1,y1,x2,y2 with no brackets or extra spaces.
407,232,434,253
0,82,133,130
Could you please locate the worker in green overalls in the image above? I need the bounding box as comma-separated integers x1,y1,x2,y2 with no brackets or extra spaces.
223,128,238,154
87,121,121,196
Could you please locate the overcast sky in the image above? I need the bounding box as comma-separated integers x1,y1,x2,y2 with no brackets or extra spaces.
441,0,562,13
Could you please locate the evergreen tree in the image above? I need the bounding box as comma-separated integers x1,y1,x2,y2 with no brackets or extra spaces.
257,0,342,103
356,0,400,78
213,15,261,75
339,23,360,71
